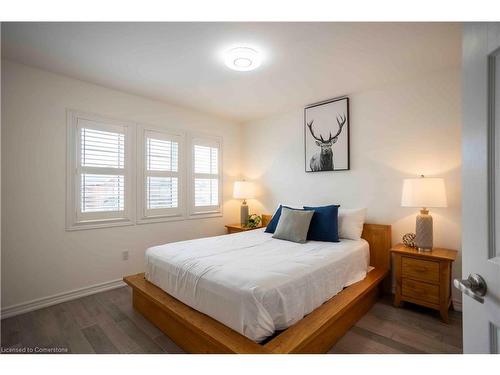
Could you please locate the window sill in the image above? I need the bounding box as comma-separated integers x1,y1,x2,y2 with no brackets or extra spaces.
136,214,186,225
188,211,223,220
66,218,134,231
66,211,224,231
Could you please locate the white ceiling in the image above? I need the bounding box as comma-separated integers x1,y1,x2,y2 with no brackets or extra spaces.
1,22,461,123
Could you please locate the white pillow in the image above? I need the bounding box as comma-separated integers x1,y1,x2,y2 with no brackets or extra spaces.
338,208,367,240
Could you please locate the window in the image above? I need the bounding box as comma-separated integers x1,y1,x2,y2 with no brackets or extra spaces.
189,136,222,216
67,111,134,229
138,128,184,221
67,110,224,228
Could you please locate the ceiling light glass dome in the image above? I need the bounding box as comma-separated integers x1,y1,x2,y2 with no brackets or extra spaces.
224,47,262,71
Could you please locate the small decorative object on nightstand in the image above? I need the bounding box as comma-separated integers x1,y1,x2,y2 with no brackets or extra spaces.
246,214,262,228
225,223,262,234
391,243,458,323
402,233,416,248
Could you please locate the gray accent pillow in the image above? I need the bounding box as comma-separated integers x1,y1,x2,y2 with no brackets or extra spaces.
272,207,314,243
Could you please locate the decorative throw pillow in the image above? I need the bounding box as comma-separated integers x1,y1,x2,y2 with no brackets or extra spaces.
272,207,315,243
303,204,340,242
264,205,302,233
264,205,283,233
338,208,367,240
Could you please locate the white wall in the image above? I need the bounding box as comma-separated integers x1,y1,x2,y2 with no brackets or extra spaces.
1,59,463,311
241,68,463,304
1,60,242,309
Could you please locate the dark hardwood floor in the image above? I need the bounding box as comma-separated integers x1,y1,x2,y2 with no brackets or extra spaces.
0,287,462,354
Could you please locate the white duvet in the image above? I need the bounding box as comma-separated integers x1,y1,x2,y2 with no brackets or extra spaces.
145,228,370,342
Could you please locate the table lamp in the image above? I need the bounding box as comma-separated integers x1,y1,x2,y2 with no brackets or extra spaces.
401,176,447,251
233,180,255,226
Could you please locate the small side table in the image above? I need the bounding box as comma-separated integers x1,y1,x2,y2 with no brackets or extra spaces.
391,243,458,323
225,224,262,234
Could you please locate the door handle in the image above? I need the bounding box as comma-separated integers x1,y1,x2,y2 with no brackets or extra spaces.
453,274,487,304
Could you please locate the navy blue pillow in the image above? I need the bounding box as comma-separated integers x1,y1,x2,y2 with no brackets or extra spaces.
265,205,302,233
303,205,340,242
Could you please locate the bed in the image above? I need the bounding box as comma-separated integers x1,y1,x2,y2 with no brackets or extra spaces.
124,220,391,353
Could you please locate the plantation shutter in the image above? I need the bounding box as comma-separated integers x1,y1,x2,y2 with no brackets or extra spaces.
77,120,129,221
143,131,181,217
192,140,220,212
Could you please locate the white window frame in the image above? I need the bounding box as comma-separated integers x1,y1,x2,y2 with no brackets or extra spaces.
188,134,223,218
66,110,135,230
137,125,186,223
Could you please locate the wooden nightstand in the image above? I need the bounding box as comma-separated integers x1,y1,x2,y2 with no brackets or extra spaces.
391,243,458,323
225,224,263,234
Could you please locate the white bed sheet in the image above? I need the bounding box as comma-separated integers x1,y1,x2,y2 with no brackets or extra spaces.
145,228,370,342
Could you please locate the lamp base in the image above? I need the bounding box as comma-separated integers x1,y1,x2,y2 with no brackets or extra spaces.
240,202,249,226
415,209,433,251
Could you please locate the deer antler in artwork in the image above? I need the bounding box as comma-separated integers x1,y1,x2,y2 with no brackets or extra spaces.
307,121,326,142
307,114,346,144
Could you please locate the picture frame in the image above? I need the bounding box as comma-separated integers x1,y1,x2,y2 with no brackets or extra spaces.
304,96,350,172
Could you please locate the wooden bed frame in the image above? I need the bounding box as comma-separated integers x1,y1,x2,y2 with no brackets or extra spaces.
124,223,391,354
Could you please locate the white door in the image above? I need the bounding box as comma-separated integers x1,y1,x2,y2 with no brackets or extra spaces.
462,22,500,354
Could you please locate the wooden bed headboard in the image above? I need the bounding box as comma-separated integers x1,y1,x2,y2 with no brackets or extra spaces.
261,214,391,271
262,214,272,227
361,223,392,271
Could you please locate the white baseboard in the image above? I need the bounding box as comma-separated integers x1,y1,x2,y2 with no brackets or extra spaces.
452,298,463,312
0,279,126,319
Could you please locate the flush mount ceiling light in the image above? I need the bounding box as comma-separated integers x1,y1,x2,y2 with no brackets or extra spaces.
224,47,262,71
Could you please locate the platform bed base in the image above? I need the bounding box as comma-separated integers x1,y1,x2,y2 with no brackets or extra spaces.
123,223,391,354
124,268,386,354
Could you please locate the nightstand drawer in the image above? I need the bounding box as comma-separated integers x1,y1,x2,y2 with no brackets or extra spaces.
402,256,439,283
402,279,439,304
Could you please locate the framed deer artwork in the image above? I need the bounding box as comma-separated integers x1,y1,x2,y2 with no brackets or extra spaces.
304,97,350,172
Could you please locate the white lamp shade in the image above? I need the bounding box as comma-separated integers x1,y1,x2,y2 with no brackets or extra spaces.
233,181,255,200
401,177,447,208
